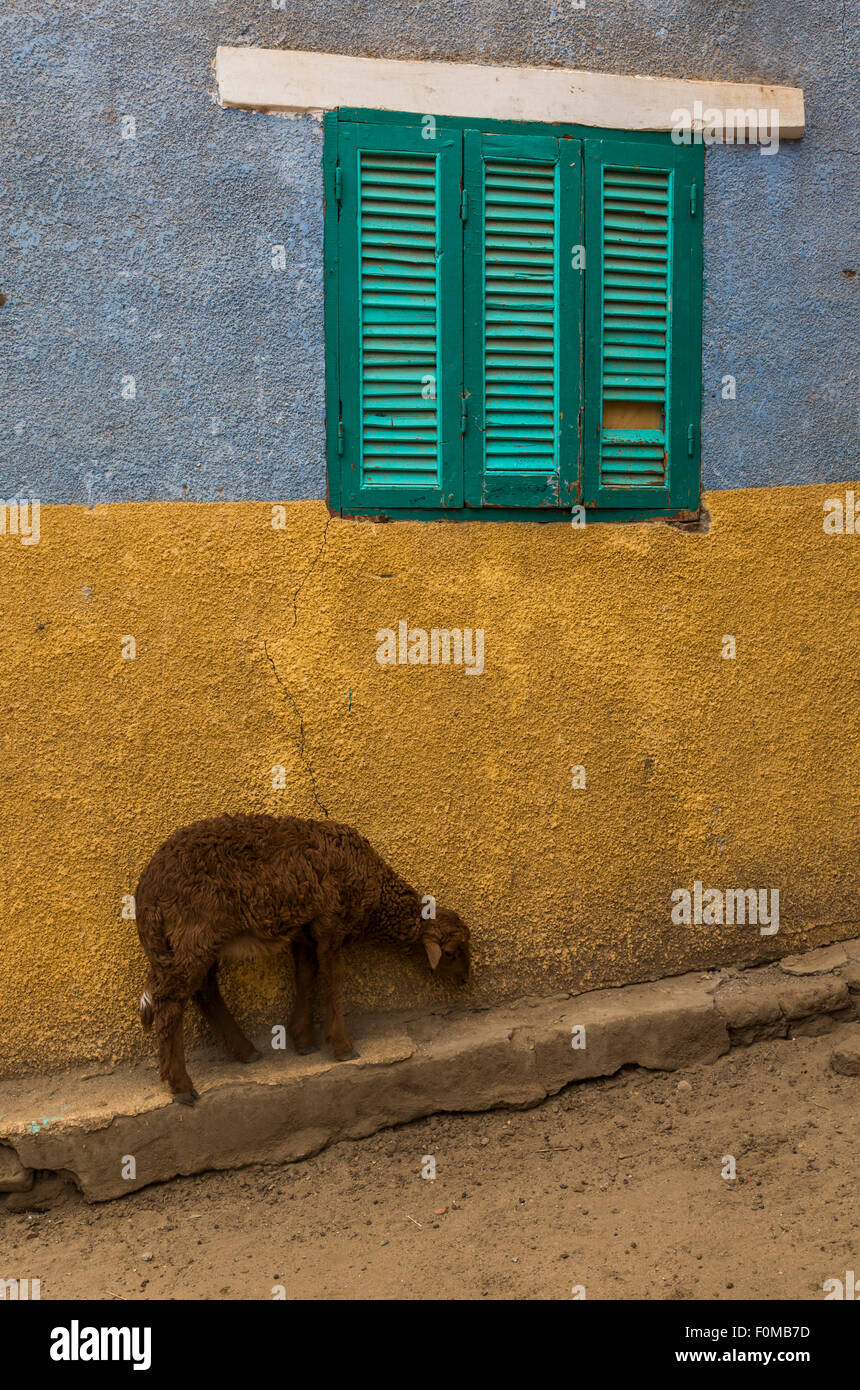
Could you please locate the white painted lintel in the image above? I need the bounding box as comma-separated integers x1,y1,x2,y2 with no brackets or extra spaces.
215,46,805,141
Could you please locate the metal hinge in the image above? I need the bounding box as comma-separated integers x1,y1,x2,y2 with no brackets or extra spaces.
337,418,345,455
334,165,342,207
690,180,697,217
687,423,696,457
460,189,469,221
460,395,468,435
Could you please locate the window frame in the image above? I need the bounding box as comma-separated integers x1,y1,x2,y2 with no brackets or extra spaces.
324,107,703,523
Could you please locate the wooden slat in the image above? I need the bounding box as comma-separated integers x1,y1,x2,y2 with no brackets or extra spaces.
482,157,558,477
600,166,670,488
359,151,440,488
216,47,805,139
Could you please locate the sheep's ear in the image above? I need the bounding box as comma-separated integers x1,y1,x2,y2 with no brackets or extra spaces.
424,938,442,970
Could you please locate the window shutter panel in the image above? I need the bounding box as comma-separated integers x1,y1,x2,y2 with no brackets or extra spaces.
582,138,703,512
337,122,464,512
463,132,582,509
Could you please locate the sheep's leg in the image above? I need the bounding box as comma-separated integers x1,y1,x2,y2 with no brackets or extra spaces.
288,938,319,1055
195,966,260,1064
153,995,198,1105
314,931,358,1061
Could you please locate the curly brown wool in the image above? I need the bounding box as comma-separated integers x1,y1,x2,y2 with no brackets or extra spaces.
135,813,470,1103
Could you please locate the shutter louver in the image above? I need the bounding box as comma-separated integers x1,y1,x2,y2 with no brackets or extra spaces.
359,151,440,488
483,159,557,477
336,123,463,512
600,167,671,489
583,137,702,513
464,132,582,509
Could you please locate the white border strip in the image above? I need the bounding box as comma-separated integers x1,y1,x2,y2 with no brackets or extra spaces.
215,47,805,139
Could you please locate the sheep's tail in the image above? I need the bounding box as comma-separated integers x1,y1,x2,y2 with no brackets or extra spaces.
136,890,171,1033
139,979,155,1032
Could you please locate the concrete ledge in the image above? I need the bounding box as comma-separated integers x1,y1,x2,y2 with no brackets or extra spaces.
2,938,856,1204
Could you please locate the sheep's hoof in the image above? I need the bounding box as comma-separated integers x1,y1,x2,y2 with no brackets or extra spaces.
294,1043,319,1055
242,1049,262,1064
336,1049,360,1062
172,1089,199,1107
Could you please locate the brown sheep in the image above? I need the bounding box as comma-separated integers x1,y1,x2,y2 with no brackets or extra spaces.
135,813,470,1104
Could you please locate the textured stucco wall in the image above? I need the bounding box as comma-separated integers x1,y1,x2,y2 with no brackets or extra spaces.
1,482,858,1076
1,3,857,1079
0,0,857,505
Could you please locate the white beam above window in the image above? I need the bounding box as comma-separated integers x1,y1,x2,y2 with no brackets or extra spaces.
215,46,805,141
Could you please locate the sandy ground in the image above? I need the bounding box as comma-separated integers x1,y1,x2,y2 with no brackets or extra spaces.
5,1023,858,1301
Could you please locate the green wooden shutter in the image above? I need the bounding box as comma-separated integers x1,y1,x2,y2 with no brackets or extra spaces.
336,122,464,512
463,132,582,509
582,138,703,512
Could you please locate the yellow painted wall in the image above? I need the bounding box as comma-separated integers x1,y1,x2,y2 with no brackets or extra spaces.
0,482,858,1077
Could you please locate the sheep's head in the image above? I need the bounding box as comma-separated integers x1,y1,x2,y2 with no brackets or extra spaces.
421,907,471,985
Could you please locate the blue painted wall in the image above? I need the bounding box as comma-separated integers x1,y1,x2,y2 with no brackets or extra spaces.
1,0,856,504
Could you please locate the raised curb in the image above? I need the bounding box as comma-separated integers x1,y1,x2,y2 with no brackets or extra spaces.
1,937,857,1204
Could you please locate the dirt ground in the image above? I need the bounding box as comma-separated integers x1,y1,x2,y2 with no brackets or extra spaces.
5,1023,858,1300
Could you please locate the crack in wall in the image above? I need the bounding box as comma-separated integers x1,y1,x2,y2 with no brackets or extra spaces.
291,514,331,630
263,638,329,819
261,512,335,817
